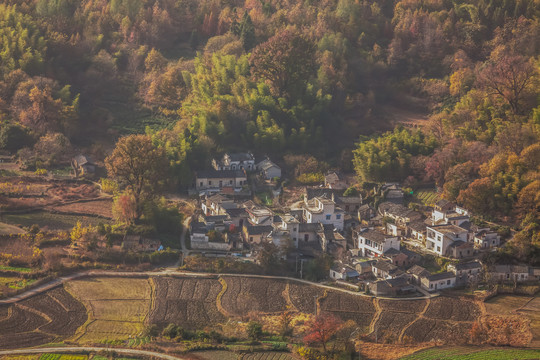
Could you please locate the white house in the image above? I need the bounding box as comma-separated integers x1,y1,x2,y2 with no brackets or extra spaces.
474,229,501,249
330,263,360,280
356,229,400,257
421,272,456,291
489,264,530,283
256,158,281,179
213,153,255,171
196,169,247,191
448,260,483,286
302,196,344,231
431,199,470,226
425,224,469,256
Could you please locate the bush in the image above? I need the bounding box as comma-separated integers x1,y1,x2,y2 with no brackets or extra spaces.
296,172,324,185
34,168,47,176
343,186,359,197
247,321,263,341
100,178,119,195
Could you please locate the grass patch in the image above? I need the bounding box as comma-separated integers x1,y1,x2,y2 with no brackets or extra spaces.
3,212,110,231
401,346,540,359
413,188,440,206
255,191,273,206
0,222,26,235
0,265,33,273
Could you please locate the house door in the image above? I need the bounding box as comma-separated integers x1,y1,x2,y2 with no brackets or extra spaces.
304,234,309,242
434,283,438,290
219,180,223,187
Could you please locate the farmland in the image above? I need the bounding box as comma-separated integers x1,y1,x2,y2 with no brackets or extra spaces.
65,277,152,343
3,212,109,231
0,287,87,348
0,275,536,356
401,346,540,359
413,189,440,206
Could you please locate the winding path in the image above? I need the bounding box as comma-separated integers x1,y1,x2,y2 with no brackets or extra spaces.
0,347,184,360
0,264,438,305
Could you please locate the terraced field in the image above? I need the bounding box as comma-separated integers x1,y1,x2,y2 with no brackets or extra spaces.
65,277,152,343
0,275,534,352
0,287,87,348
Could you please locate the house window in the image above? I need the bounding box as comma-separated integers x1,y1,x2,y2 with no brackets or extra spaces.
230,180,233,184
326,215,331,220
336,214,341,220
249,237,253,242
293,228,297,232
437,246,441,252
199,182,203,187
521,274,525,279
447,280,451,285
209,180,212,185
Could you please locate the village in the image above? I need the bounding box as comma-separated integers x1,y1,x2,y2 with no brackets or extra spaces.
183,151,539,298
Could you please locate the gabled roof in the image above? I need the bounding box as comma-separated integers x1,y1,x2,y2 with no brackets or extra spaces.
225,208,247,217
196,169,246,179
358,229,395,244
299,223,324,232
74,155,93,166
245,225,273,235
427,271,455,281
492,264,529,274
373,260,398,273
407,265,430,277
451,261,482,271
227,152,254,162
257,158,280,171
325,172,341,182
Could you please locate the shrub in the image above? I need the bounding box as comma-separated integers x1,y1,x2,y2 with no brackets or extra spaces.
34,168,47,175
296,172,324,185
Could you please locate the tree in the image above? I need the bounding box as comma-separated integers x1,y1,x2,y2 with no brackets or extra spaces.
303,313,343,354
0,123,32,152
476,53,537,114
247,321,263,341
250,29,316,99
105,135,168,220
239,13,255,51
258,242,281,274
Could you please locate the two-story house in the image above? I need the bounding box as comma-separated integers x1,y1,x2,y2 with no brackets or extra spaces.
425,224,469,256
302,195,344,231
431,199,470,227
195,169,247,191
213,153,255,171
474,229,501,249
201,194,236,216
355,228,400,257
448,260,483,286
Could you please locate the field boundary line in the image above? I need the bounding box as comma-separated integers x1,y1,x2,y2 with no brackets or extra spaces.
14,303,52,323
368,298,382,335
0,270,437,305
398,298,430,343
0,346,185,360
216,276,232,317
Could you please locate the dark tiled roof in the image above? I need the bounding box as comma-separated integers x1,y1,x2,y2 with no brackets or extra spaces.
407,265,430,277
358,229,392,244
427,271,455,281
246,225,273,235
299,223,323,232
196,169,246,179
452,261,482,271
225,208,247,217
373,260,398,273
228,153,254,162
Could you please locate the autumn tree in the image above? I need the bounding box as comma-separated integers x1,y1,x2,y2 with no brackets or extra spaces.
476,53,537,114
250,29,316,99
105,134,168,220
303,313,343,354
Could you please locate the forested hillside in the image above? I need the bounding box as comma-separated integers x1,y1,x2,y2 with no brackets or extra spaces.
0,0,538,257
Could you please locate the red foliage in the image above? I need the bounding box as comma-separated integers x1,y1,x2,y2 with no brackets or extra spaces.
303,313,343,353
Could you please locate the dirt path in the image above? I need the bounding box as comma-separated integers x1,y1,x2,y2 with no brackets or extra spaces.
0,269,437,305
369,298,382,335
0,346,185,360
398,298,430,343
